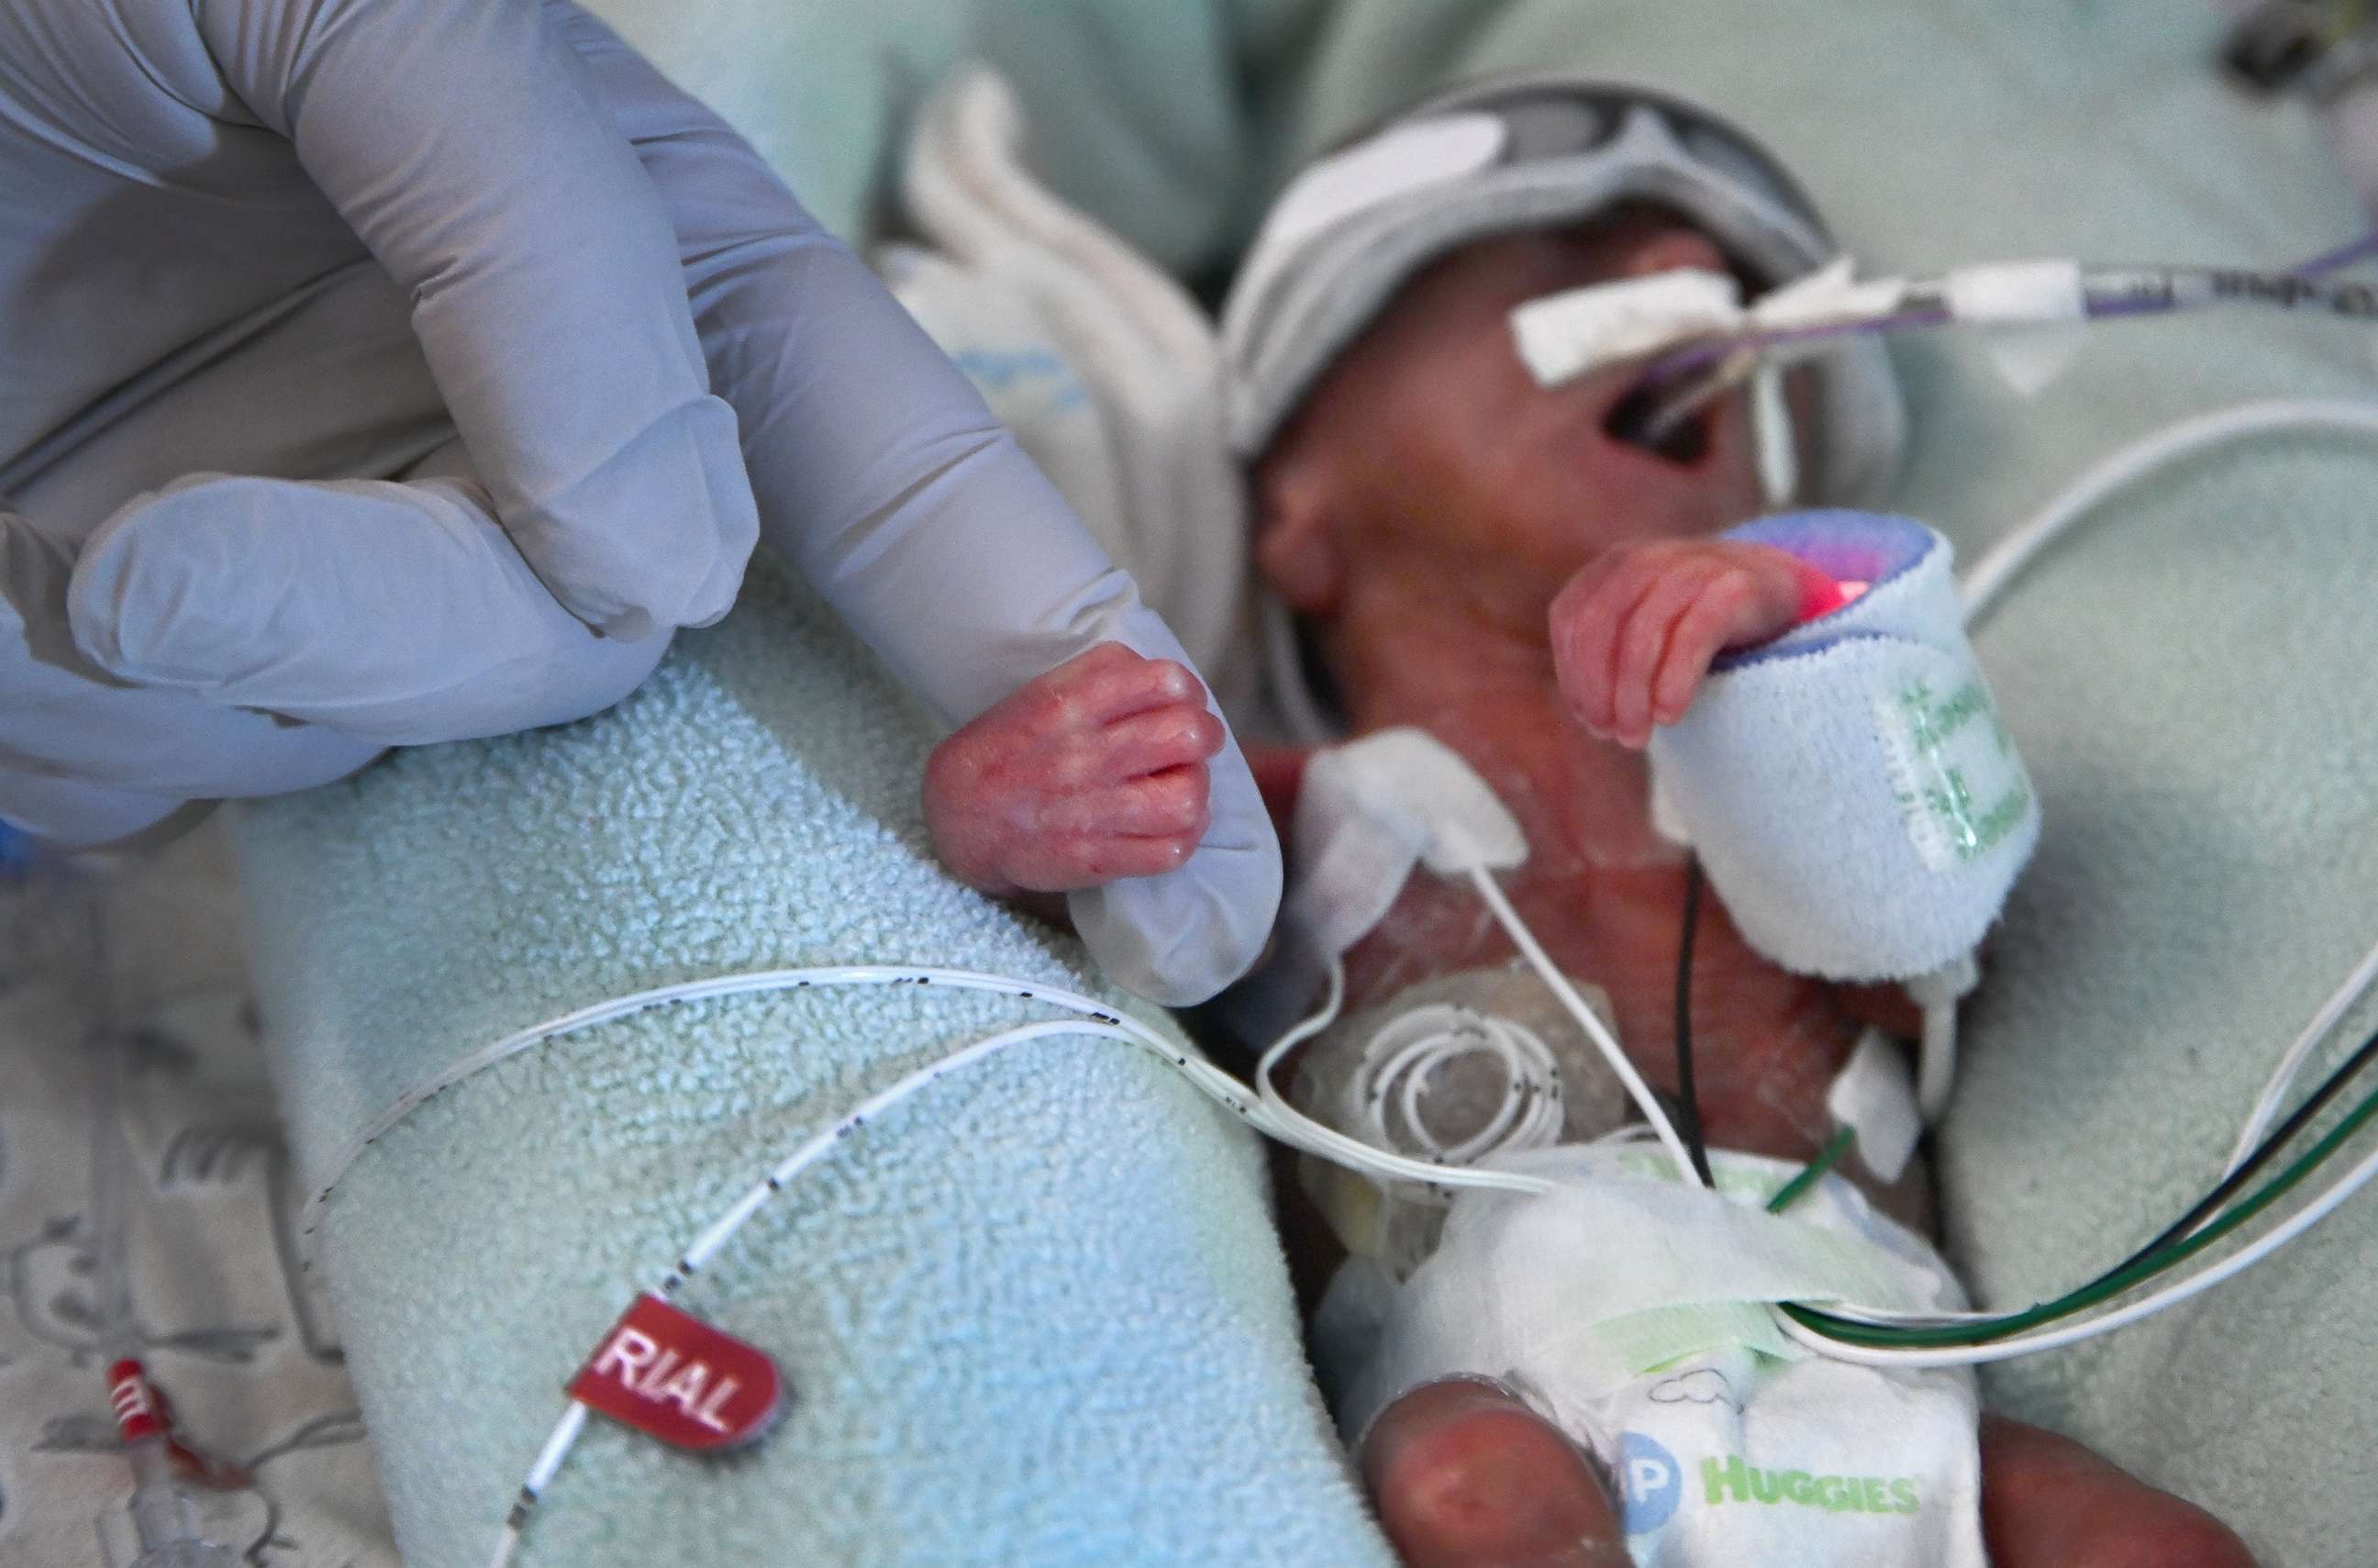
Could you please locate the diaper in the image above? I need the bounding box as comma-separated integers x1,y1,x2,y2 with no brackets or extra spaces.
1320,1144,1988,1568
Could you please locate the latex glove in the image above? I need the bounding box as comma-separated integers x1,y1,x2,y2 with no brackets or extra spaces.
1,0,758,842
567,13,1279,1004
0,0,1278,1004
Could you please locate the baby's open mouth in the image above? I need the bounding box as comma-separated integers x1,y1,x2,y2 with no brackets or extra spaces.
1603,369,1717,466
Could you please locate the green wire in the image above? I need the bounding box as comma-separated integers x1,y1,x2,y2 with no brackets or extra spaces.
1784,1075,2378,1348
1766,1126,1857,1215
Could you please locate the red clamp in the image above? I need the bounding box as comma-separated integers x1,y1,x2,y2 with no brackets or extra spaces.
106,1360,250,1488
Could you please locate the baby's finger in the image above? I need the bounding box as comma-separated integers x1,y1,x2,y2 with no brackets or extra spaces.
1610,560,1724,746
1054,764,1213,840
1095,704,1226,784
1039,643,1203,729
1648,571,1766,728
1551,553,1662,736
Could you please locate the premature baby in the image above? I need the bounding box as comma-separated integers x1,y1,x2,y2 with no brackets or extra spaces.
919,203,2256,1568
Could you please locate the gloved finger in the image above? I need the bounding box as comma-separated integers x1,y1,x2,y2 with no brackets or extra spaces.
66,448,673,748
0,769,191,849
1361,1379,1628,1568
0,511,382,816
561,11,1279,1003
192,0,756,639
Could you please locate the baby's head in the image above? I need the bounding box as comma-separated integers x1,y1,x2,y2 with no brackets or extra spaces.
1245,204,1769,635
1218,78,1903,674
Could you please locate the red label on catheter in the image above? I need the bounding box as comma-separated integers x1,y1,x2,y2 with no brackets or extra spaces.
567,1295,785,1451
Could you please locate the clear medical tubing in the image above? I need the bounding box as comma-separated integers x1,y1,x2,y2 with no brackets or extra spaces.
1642,262,2378,391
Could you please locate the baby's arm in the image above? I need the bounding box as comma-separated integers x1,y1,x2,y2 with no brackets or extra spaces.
924,643,1223,897
1550,539,1849,747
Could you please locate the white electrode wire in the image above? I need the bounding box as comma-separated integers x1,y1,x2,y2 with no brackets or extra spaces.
1960,399,2378,626
1779,934,2378,1335
1465,865,1700,1183
1774,1132,2378,1368
324,964,1577,1287
298,965,1260,1268
2226,932,2378,1177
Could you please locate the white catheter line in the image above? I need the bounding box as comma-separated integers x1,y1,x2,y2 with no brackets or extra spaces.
1961,398,2378,626
412,940,1597,1565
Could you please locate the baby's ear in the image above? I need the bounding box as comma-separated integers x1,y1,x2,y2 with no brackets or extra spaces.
1250,445,1346,616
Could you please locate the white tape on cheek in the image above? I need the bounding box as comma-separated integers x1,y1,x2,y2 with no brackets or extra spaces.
1941,260,2086,326
1509,270,1742,386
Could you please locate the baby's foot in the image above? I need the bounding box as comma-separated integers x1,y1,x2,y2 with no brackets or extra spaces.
1361,1378,1630,1567
1981,1417,2256,1568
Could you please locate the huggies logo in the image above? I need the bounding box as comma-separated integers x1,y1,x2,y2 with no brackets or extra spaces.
1701,1453,1921,1515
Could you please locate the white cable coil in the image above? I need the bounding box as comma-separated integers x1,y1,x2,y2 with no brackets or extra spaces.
1340,1001,1567,1170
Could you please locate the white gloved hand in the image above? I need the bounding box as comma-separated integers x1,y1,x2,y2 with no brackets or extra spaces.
0,0,1276,1002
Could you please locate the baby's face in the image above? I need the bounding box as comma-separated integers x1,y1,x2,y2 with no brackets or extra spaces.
1251,209,1768,638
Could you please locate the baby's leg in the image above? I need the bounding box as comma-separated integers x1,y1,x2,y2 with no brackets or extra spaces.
1981,1417,2256,1568
1360,1379,1628,1567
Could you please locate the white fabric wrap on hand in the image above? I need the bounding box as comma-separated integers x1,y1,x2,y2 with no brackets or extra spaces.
1646,511,2038,984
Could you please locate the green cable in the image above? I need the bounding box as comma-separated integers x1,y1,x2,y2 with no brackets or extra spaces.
1766,1126,1857,1215
1784,1074,2378,1347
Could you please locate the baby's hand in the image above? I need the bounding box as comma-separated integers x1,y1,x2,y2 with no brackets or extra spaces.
1550,539,1846,747
924,642,1224,896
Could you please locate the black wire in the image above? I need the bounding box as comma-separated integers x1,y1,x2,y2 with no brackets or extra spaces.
2100,1018,2378,1280
1672,855,1716,1186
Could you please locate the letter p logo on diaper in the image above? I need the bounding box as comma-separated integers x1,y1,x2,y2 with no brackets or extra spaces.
1618,1431,1683,1535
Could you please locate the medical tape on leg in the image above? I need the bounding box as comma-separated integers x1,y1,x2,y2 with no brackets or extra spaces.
1647,511,2039,983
